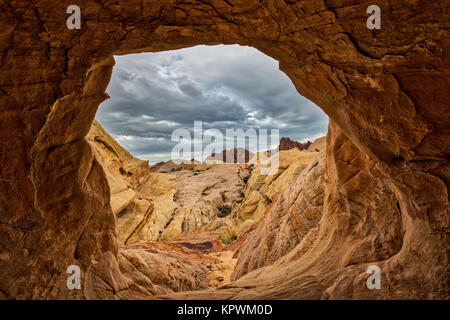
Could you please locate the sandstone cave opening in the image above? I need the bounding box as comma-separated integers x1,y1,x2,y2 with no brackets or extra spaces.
89,44,329,290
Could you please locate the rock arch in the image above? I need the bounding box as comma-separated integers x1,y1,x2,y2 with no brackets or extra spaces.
0,0,448,299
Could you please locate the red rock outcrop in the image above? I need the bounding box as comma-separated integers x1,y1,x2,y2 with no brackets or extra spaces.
231,152,326,280
279,137,312,151
207,148,253,164
0,0,448,300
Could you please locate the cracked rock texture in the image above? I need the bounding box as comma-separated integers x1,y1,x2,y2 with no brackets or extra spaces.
0,0,448,299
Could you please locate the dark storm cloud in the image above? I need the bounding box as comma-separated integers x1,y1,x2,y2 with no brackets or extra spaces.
96,45,328,164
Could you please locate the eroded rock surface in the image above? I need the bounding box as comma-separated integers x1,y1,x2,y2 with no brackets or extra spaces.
206,148,254,164
279,137,312,151
87,120,160,245
232,152,326,280
237,149,318,222
88,121,248,244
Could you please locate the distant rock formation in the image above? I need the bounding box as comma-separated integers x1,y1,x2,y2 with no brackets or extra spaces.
87,120,172,245
150,161,167,172
279,137,312,151
206,148,254,164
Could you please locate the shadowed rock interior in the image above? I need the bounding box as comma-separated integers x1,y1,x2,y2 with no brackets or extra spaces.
0,0,448,299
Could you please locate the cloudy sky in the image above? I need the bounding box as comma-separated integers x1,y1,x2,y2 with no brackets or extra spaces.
96,45,328,165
